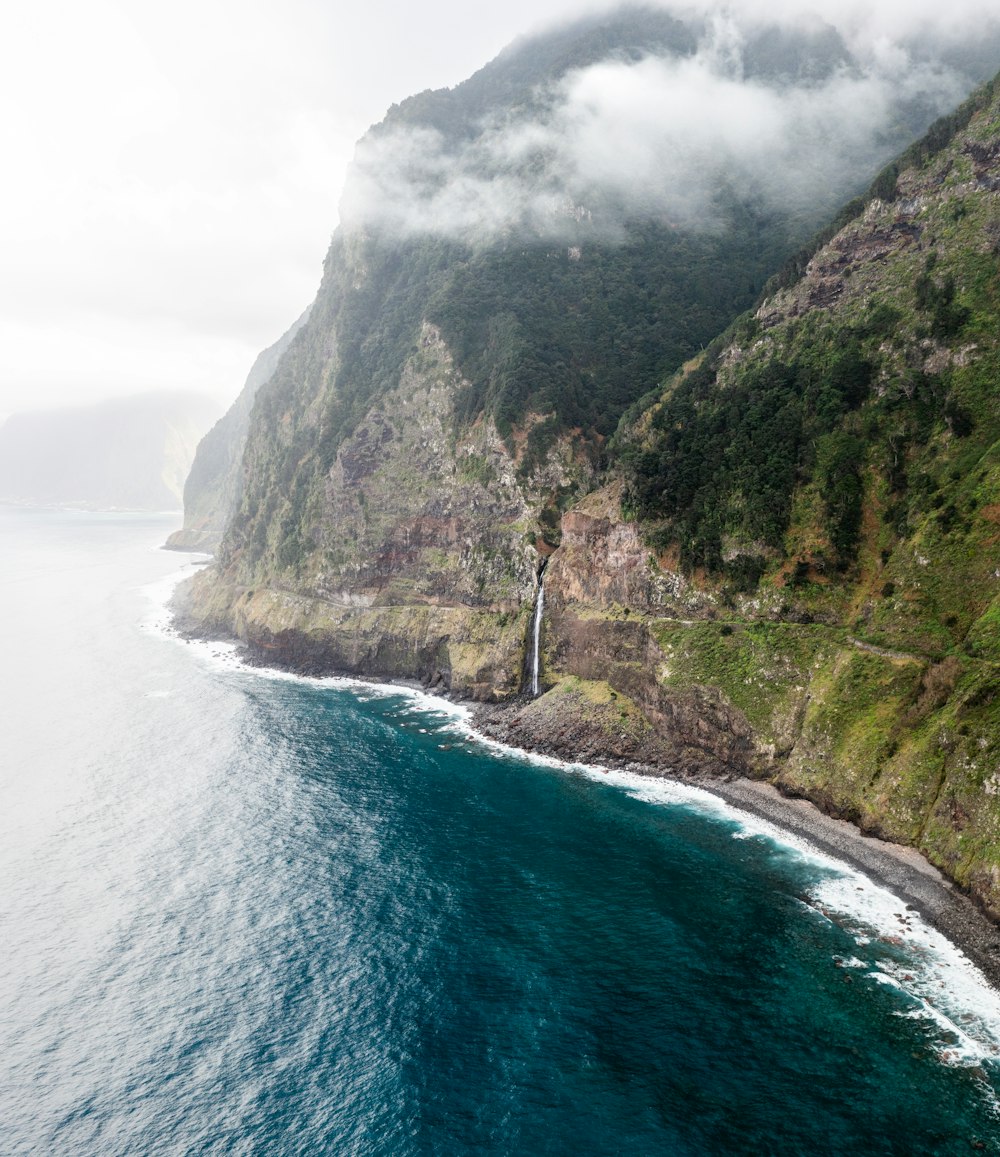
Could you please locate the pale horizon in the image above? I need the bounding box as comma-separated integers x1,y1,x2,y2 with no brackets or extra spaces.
4,0,999,420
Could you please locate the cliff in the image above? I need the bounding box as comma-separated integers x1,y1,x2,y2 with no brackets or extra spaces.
165,308,310,551
181,319,598,698
527,75,1000,918
178,17,1000,917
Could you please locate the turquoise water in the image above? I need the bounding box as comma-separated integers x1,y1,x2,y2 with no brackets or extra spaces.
3,506,1000,1155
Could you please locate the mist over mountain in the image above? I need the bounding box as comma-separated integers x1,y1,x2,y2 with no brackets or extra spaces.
182,2,1000,580
180,5,1000,917
342,4,1000,242
0,392,218,511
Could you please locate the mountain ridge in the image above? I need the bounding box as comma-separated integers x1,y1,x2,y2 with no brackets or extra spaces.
165,307,311,551
176,9,1000,919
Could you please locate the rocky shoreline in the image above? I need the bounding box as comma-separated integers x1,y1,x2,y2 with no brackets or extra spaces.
170,574,1000,993
705,779,1000,991
474,698,1000,991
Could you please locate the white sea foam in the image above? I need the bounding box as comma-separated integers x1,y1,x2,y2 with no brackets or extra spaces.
630,776,1000,1072
832,956,868,970
453,742,1000,1073
575,774,1000,1069
139,563,472,726
809,873,1000,1070
143,561,1000,1075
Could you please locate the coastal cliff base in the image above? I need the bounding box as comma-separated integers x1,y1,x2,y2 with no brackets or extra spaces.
175,516,1000,931
173,566,1000,992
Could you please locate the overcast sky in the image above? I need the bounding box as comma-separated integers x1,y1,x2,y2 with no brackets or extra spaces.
1,0,599,419
2,0,998,420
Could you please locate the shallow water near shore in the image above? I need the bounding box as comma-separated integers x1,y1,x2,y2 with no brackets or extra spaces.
4,506,1000,1155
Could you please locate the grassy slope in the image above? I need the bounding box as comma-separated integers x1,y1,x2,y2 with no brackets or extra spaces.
618,76,1000,913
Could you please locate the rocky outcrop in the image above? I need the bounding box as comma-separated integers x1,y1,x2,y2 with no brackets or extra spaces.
305,327,541,611
544,482,714,617
177,574,526,699
475,676,753,776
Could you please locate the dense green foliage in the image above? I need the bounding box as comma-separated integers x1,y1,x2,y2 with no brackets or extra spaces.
271,203,800,483
623,281,991,584
624,71,1000,604
624,320,878,572
432,209,793,447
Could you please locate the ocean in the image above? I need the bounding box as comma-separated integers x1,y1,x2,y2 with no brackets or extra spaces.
2,506,1000,1155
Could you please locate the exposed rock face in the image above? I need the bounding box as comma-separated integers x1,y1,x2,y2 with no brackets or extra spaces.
547,483,712,617
178,48,1000,920
181,324,593,701
309,327,538,612
179,578,527,699
165,308,311,552
474,677,753,776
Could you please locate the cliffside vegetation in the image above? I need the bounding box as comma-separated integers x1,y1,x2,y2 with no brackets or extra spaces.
180,8,1000,914
621,73,1000,647
214,6,992,581
583,71,1000,914
624,77,1000,584
166,308,310,551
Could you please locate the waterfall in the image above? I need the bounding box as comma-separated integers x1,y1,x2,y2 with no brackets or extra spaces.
531,566,546,697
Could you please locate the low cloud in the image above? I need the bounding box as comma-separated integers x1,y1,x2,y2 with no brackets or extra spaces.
340,4,999,242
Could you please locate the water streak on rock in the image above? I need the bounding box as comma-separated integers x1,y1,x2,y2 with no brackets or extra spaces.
532,563,547,697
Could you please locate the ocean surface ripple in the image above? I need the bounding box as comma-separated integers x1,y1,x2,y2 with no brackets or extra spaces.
2,507,1000,1155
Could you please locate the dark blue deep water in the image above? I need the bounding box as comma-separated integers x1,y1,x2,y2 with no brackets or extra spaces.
3,507,1000,1155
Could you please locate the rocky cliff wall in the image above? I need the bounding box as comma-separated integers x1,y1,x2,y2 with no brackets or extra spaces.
178,65,1000,924
166,308,311,552
180,323,595,701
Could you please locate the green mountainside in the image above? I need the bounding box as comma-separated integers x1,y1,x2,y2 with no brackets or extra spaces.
622,75,1000,666
542,75,1000,915
180,10,1000,914
215,8,993,583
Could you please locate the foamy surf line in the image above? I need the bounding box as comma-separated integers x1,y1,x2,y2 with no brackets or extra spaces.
143,565,1000,1073
601,767,1000,1072
140,564,472,725
812,874,1000,1073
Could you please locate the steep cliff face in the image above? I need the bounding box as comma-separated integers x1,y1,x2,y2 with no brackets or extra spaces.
522,75,1000,917
533,483,1000,917
165,308,310,551
179,17,1000,913
183,322,593,699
